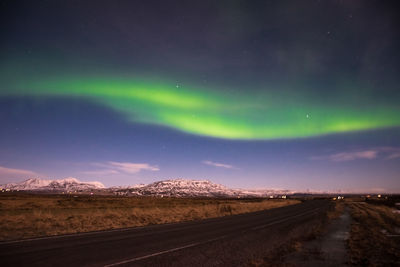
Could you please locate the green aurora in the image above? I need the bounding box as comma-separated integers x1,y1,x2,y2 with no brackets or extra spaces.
2,75,400,140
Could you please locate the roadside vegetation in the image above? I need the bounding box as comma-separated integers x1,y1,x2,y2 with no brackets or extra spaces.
347,200,400,266
249,197,400,266
0,193,299,241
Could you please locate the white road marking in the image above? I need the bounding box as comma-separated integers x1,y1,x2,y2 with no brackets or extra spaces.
0,226,140,245
104,207,321,266
0,219,194,245
104,236,227,267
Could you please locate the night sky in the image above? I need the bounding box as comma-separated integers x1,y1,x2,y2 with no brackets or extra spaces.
1,0,400,192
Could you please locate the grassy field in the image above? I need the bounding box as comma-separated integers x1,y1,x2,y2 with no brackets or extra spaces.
347,201,400,266
0,194,299,241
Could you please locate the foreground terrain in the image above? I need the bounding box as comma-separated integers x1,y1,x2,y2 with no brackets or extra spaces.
347,200,400,266
0,199,330,266
2,195,399,266
0,194,298,241
252,198,400,266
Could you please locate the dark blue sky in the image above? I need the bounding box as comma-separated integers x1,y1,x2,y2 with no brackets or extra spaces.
1,0,400,192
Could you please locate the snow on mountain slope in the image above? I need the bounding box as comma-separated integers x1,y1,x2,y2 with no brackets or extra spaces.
1,178,293,197
113,179,292,197
126,179,239,197
1,177,105,191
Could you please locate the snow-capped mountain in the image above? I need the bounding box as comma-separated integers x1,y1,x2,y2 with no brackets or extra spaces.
122,179,239,197
1,178,293,197
113,179,294,197
1,178,105,191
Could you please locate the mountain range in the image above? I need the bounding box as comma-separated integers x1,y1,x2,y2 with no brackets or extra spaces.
1,178,105,192
0,178,294,197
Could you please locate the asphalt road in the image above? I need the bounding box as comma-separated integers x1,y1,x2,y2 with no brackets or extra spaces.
0,199,331,266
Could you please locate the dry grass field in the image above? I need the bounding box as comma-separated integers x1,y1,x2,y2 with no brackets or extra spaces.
347,201,400,266
0,194,299,241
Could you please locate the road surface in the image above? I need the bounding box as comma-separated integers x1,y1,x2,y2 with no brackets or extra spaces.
0,200,331,266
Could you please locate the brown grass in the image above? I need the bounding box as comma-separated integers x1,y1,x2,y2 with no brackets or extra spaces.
326,201,344,220
347,202,400,266
0,194,299,241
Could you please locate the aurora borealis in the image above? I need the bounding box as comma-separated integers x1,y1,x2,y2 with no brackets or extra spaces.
2,74,400,139
1,0,400,192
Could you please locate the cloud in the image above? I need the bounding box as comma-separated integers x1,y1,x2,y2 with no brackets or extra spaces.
328,150,378,162
107,161,159,173
202,160,238,169
376,147,400,160
311,147,400,162
387,152,400,160
83,161,159,176
0,166,39,178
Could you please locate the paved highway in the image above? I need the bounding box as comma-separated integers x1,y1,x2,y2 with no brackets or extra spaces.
0,200,331,266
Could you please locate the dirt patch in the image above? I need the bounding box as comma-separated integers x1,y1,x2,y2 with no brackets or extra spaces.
280,205,351,266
